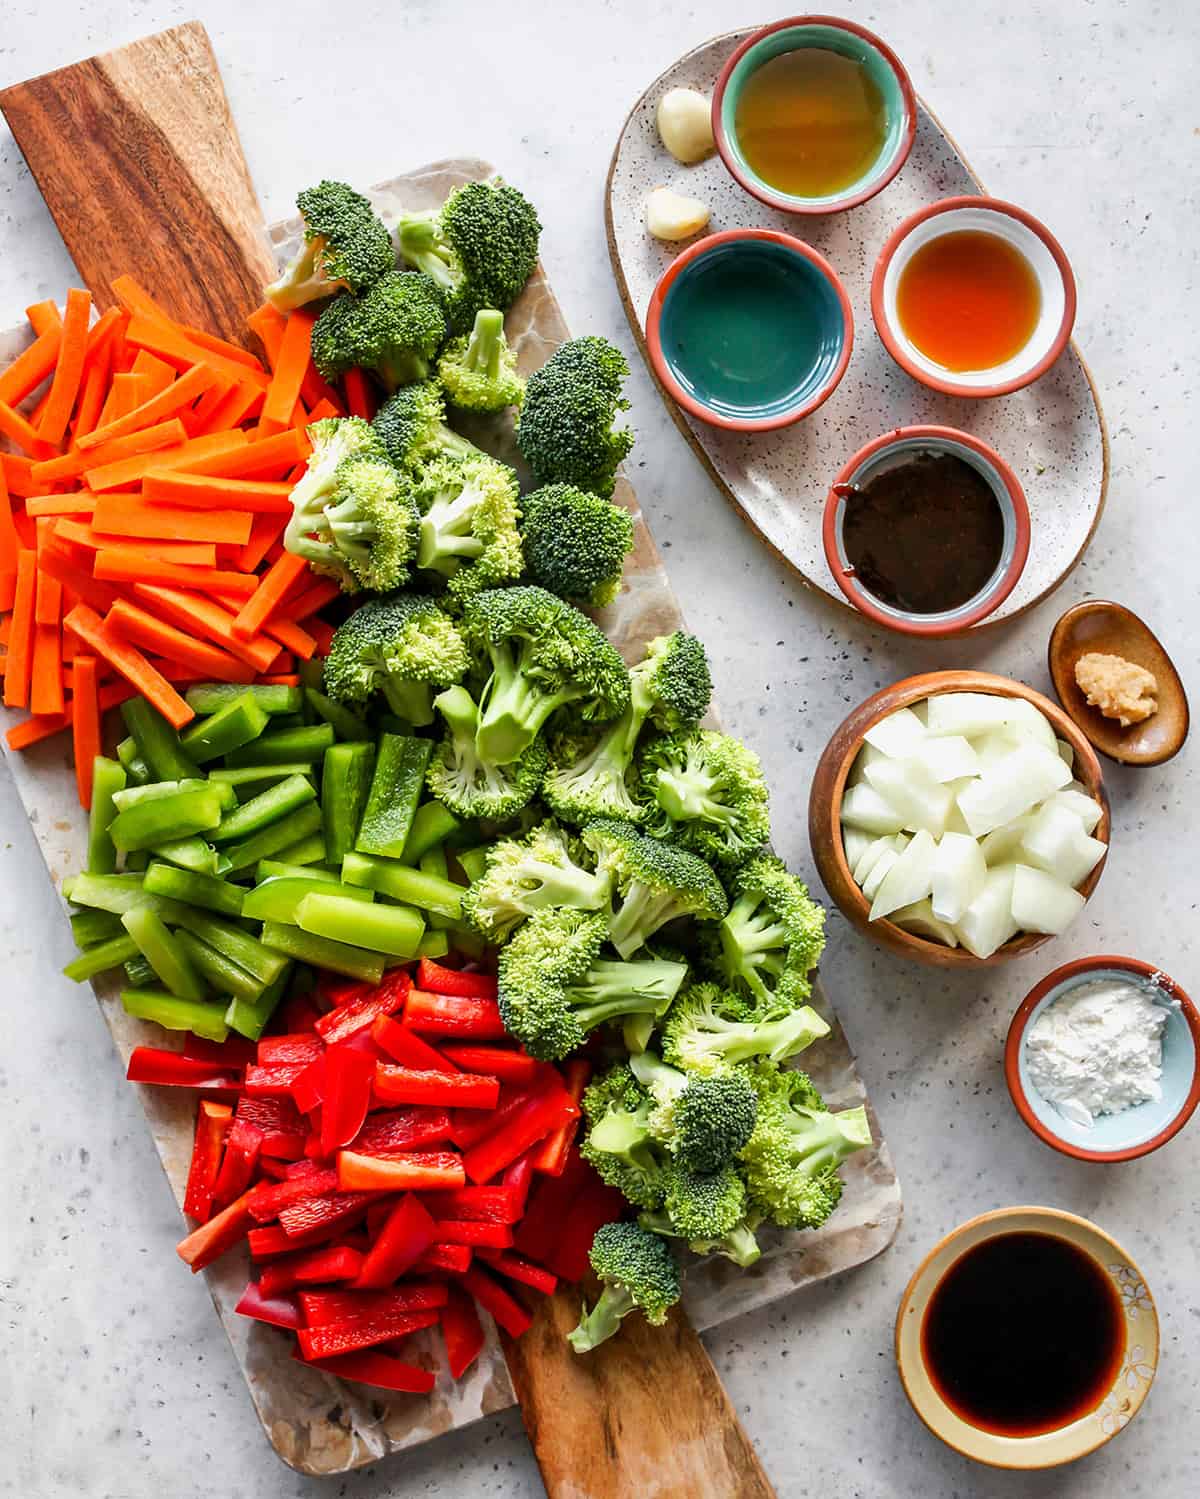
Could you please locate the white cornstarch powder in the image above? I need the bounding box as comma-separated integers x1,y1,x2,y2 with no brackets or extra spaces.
1025,978,1168,1128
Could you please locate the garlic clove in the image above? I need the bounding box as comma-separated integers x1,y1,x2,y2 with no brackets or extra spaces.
645,186,710,242
656,88,715,165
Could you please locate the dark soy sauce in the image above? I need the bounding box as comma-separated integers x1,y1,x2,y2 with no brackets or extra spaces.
921,1232,1125,1437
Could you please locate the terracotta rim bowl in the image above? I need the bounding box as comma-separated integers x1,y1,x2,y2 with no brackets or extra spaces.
807,670,1110,967
1005,955,1200,1161
896,1206,1158,1469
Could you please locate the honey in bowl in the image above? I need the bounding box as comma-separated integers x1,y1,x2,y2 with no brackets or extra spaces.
897,230,1042,372
734,48,888,199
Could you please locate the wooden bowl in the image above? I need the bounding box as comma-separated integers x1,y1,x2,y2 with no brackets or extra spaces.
808,670,1111,967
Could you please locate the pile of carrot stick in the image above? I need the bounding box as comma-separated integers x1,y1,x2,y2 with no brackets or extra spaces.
0,278,371,807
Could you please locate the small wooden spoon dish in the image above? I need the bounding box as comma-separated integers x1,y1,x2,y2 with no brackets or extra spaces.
1048,601,1189,766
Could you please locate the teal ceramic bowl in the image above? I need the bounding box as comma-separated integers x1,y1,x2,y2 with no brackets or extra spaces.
645,228,853,431
712,16,917,215
1006,956,1200,1162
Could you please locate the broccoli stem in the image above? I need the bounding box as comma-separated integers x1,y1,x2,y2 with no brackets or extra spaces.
395,216,458,294
719,891,790,1004
567,1284,636,1353
377,349,433,392
705,1007,829,1066
265,237,328,313
464,309,505,378
504,856,610,914
629,1050,687,1097
382,678,434,726
782,1106,873,1169
587,1107,655,1165
653,763,735,827
695,1221,762,1268
418,487,487,572
476,642,576,765
608,882,686,959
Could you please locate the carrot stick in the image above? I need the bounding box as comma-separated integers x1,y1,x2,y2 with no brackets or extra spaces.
130,349,177,399
0,399,57,460
72,341,115,445
261,614,316,660
0,460,21,611
34,570,63,628
26,300,62,336
53,522,218,568
306,397,340,423
77,362,215,450
0,328,62,407
231,550,308,640
181,370,236,436
71,656,101,807
261,312,315,429
256,674,301,688
1,455,39,499
177,426,309,479
177,325,263,372
280,576,341,622
110,277,264,373
30,617,64,717
24,494,97,518
33,417,190,485
238,513,287,572
142,471,295,513
124,316,270,390
85,430,248,493
34,538,118,615
105,598,256,684
307,617,334,655
199,382,264,433
2,551,38,708
130,585,279,672
38,288,92,445
247,303,287,367
342,366,376,421
62,602,193,729
92,493,253,545
5,676,130,753
93,550,258,596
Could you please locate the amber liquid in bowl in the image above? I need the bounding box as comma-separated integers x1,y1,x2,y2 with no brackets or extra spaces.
897,231,1041,372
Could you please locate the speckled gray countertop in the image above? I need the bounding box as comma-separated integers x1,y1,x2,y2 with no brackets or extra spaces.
1,2,1195,1496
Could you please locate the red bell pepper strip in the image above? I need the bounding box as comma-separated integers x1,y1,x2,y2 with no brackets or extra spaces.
248,1168,340,1222
243,1061,309,1096
279,1189,374,1239
299,1283,447,1324
448,1082,541,1150
257,1033,323,1065
277,991,322,1033
423,1186,524,1225
432,1220,514,1249
291,1053,326,1114
234,1093,307,1159
461,1265,532,1339
370,1013,458,1072
337,1149,466,1194
183,1033,257,1068
296,1311,440,1363
235,1279,304,1330
478,1250,558,1297
545,1175,628,1283
532,1058,590,1176
176,1190,254,1271
440,1285,485,1379
403,989,507,1040
257,1244,365,1297
439,1045,539,1085
257,1158,291,1181
501,1148,539,1215
353,1194,438,1289
126,1046,240,1090
249,1216,365,1259
182,1100,233,1220
320,1045,376,1156
348,1106,453,1156
416,959,497,999
414,1242,473,1276
211,1117,265,1213
284,1158,325,1178
296,1347,437,1393
513,1144,593,1264
463,1083,578,1185
374,1064,499,1111
316,969,411,1045
318,973,370,1008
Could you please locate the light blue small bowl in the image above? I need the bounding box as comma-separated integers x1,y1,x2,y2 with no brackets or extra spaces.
1006,957,1200,1161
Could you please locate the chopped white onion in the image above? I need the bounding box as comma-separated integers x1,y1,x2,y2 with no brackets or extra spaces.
1011,864,1087,935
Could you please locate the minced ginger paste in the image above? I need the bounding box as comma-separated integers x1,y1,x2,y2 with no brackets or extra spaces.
1074,652,1158,726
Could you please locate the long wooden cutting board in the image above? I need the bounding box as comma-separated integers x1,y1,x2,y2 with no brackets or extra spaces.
0,22,900,1486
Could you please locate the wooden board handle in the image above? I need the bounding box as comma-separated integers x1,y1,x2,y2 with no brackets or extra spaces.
502,1289,776,1499
0,21,276,339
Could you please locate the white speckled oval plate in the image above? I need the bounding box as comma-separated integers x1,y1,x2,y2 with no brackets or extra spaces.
606,29,1109,628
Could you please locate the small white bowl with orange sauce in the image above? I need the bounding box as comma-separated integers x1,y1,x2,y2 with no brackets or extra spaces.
871,196,1077,398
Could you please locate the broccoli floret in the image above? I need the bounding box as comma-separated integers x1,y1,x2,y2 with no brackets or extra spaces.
580,1063,666,1210
395,179,541,333
660,982,830,1076
284,453,418,594
581,819,727,959
516,337,634,498
464,586,630,766
739,1063,872,1231
412,453,523,599
371,379,482,472
639,729,771,868
639,1208,763,1268
497,908,688,1060
567,1221,681,1354
437,308,525,412
425,684,546,821
709,855,827,1015
542,633,713,828
629,1051,757,1173
461,819,611,942
285,416,386,551
661,1162,747,1241
311,271,447,391
265,181,394,312
323,594,468,726
520,484,634,609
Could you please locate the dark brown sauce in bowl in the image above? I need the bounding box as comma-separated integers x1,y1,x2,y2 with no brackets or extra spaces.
921,1231,1125,1438
841,451,1004,614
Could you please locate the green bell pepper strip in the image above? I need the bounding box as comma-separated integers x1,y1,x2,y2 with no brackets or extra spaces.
62,873,187,918
121,698,201,781
224,724,334,767
207,762,315,790
221,800,324,874
62,933,141,982
295,891,425,959
322,742,376,865
116,737,152,786
355,735,431,860
107,788,225,854
123,850,150,871
121,988,229,1041
258,921,385,983
454,844,491,884
185,682,303,717
143,862,245,918
180,692,270,763
304,687,372,742
255,859,341,885
113,778,237,814
341,851,464,922
375,713,412,736
212,773,316,844
415,930,451,960
150,838,221,876
124,953,157,988
173,930,265,1003
242,877,373,925
121,905,207,1002
401,801,463,866
68,907,125,947
169,907,288,984
224,961,292,1042
274,831,328,866
419,845,456,932
87,756,127,875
